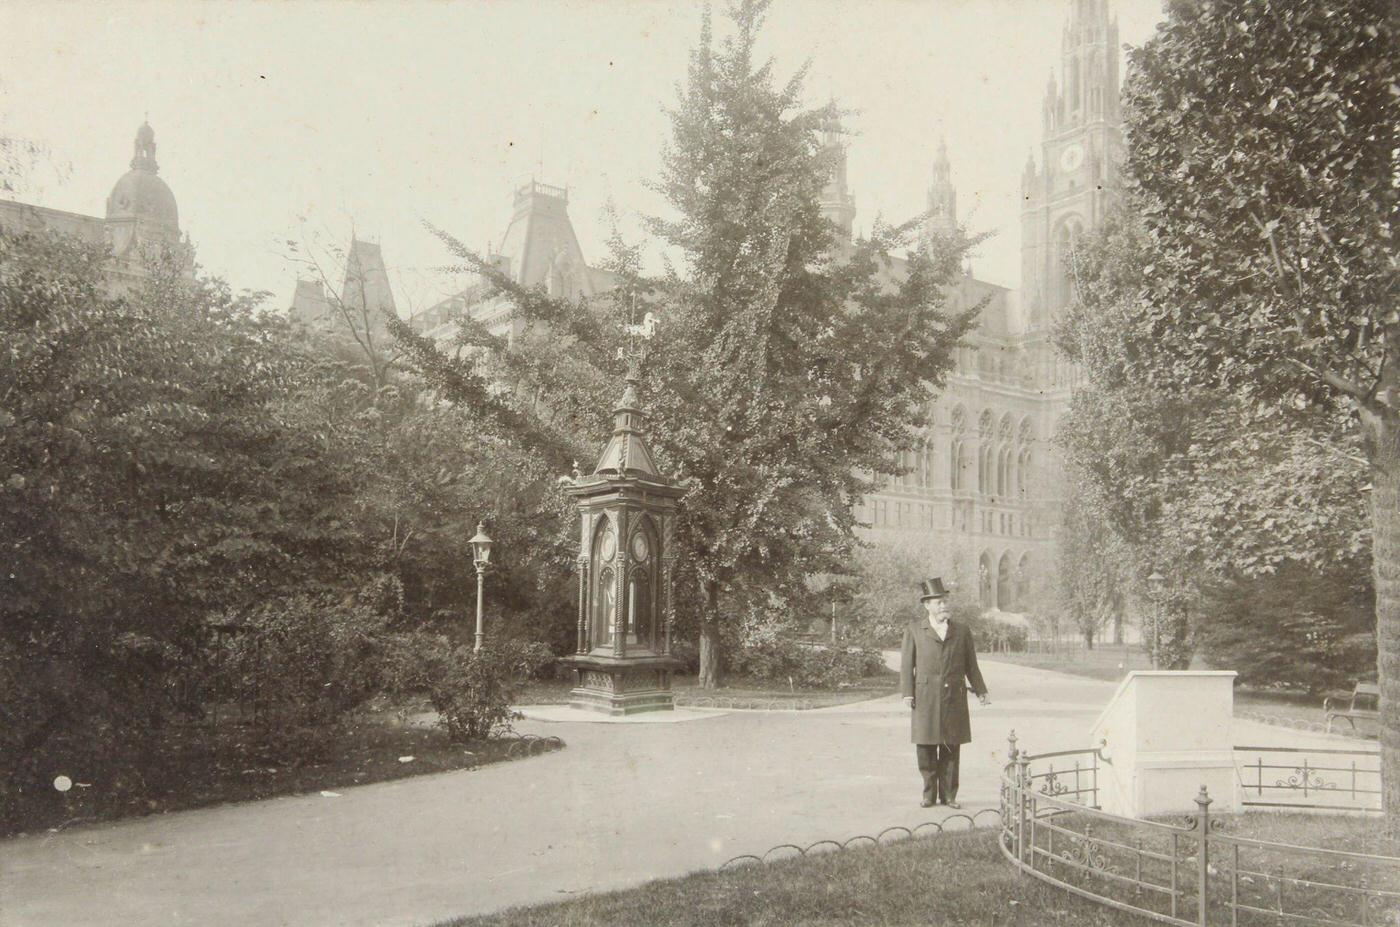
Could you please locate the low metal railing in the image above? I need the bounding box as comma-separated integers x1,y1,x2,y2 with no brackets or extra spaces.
1234,745,1382,813
1000,732,1399,927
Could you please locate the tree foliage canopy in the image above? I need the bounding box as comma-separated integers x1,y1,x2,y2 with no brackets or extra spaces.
1122,0,1398,421
395,0,977,684
1057,0,1393,722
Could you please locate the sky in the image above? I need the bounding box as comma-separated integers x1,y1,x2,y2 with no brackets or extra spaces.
0,0,1167,315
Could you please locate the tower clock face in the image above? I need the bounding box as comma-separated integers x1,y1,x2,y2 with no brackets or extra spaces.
1059,143,1085,173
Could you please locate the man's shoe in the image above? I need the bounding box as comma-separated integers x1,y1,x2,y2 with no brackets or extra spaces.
945,800,962,810
920,798,935,808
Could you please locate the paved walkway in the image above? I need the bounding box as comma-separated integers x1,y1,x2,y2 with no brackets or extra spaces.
0,661,1363,927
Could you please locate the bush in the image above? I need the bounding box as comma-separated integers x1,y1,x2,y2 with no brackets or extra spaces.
729,638,886,689
966,614,1029,652
218,596,391,753
670,638,701,674
390,636,552,742
1197,562,1374,695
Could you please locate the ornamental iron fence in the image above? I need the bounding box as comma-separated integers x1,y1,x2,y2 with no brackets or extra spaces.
1000,732,1399,927
1234,745,1382,813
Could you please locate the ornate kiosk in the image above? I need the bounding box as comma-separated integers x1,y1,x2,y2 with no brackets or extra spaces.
558,352,684,715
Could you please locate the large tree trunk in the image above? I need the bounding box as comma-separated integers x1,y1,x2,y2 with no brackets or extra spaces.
698,580,723,689
1365,409,1400,835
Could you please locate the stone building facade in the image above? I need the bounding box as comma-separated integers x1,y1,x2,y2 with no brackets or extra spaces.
0,122,191,291
852,0,1122,617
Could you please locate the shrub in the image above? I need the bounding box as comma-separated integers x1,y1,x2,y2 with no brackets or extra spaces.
390,636,552,742
217,596,391,752
670,638,701,674
729,638,885,689
1197,562,1374,695
967,614,1029,652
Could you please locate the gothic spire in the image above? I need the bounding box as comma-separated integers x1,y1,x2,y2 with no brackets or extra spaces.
924,136,957,242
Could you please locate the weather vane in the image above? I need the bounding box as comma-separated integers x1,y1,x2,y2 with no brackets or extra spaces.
618,293,660,372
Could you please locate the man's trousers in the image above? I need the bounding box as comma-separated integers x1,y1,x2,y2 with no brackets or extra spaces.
916,743,960,804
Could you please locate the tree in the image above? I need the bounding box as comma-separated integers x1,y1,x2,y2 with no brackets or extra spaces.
1059,196,1375,672
847,537,942,647
1056,208,1205,667
395,0,976,688
0,229,369,808
1118,0,1399,824
1197,561,1374,696
1056,473,1132,649
287,237,409,394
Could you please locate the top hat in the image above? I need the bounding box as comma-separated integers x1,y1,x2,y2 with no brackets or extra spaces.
918,577,950,601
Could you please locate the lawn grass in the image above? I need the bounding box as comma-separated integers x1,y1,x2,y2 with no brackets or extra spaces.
982,646,1152,684
983,650,1363,732
440,827,1141,927
519,668,899,710
440,814,1395,927
1,711,562,839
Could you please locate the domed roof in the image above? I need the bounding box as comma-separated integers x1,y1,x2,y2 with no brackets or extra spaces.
105,122,178,231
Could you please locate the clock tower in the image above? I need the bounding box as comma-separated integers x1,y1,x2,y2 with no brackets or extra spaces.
1020,0,1123,341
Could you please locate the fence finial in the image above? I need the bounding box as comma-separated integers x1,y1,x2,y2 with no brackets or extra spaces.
1008,729,1019,761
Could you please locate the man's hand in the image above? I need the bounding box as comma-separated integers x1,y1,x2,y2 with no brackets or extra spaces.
978,693,991,707
902,696,914,709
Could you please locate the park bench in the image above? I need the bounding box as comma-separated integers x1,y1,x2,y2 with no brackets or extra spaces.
1324,682,1380,734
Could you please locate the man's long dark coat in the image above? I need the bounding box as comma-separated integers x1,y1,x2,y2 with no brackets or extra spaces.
899,616,988,745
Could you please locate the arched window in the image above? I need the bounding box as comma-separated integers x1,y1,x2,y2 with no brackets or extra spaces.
997,552,1013,611
979,552,994,609
590,516,618,648
623,516,660,651
949,406,967,492
1016,554,1032,610
997,415,1014,497
595,568,616,646
978,410,994,496
626,568,652,649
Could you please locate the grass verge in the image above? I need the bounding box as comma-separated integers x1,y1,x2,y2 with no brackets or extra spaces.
2,712,562,839
440,814,1394,927
439,827,1143,927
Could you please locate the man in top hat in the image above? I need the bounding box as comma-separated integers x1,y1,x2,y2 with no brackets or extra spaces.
900,577,990,808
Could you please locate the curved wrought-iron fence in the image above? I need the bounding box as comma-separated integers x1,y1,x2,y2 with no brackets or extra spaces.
1000,732,1399,927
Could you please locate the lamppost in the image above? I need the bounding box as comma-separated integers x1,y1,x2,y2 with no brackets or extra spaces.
470,522,493,652
1147,569,1165,671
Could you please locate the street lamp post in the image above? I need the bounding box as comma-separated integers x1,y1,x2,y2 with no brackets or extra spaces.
1147,569,1165,671
469,522,493,652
